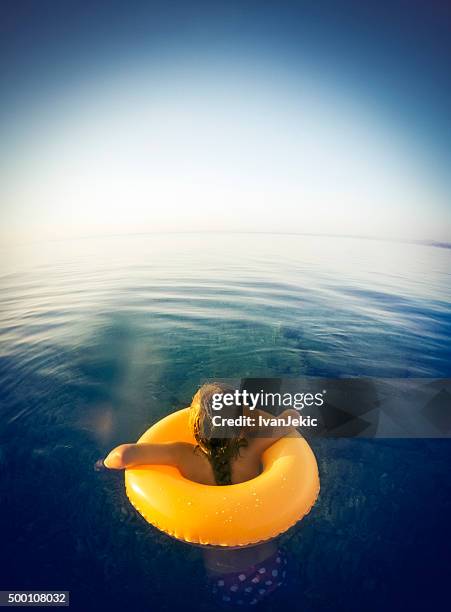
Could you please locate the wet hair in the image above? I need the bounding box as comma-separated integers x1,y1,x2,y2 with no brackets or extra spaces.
189,382,248,486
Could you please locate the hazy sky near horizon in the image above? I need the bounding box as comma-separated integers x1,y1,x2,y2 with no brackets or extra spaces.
1,1,451,244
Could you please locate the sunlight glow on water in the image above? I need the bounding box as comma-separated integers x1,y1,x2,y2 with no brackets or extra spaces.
1,234,450,383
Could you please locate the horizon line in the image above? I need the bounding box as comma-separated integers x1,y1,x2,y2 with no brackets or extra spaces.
2,230,451,250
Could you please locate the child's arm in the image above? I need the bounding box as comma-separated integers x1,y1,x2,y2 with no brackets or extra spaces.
103,442,190,469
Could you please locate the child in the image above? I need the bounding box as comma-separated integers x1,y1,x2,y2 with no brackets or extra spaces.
102,382,297,606
103,382,298,485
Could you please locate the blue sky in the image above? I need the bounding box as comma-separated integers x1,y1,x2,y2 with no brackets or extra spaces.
1,0,450,243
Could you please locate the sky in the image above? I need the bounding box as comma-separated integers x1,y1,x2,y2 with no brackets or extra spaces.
1,0,451,245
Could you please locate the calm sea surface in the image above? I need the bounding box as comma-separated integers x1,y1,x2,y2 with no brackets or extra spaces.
0,234,450,611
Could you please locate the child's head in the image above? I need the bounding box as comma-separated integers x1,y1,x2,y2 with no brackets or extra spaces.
189,382,247,485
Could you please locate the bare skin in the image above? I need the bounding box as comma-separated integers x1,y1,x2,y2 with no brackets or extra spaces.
202,540,279,574
103,407,299,485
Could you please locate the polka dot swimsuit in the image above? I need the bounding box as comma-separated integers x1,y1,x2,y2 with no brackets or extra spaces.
208,549,288,606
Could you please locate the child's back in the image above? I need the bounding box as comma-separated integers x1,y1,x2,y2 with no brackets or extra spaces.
104,382,299,488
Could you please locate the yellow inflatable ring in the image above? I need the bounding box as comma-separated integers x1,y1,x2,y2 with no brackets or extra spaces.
125,408,320,547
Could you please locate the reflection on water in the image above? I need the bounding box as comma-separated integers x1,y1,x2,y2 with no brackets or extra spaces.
0,234,450,610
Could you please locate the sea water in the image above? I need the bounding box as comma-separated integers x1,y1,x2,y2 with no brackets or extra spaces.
0,233,450,610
